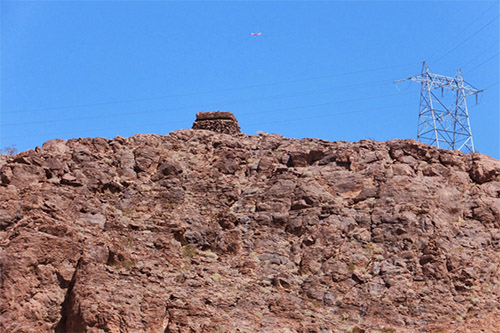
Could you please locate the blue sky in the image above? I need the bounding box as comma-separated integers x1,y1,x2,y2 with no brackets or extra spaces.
1,1,499,158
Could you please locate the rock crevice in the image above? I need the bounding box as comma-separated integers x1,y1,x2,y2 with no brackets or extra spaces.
54,257,84,333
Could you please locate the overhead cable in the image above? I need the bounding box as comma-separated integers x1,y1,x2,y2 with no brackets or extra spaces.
1,102,413,141
464,52,499,73
461,40,498,69
3,62,418,115
426,1,498,63
2,85,411,127
431,13,499,65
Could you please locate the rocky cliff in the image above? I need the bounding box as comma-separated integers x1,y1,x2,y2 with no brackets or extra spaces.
1,113,500,332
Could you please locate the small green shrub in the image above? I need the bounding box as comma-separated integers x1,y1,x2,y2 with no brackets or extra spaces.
181,245,198,258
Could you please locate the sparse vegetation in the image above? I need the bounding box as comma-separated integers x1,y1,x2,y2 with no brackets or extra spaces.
211,273,221,282
1,145,17,156
181,245,198,258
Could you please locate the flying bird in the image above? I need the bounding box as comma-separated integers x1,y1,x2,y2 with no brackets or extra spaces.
250,32,262,37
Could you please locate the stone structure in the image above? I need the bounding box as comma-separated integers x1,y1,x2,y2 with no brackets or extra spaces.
192,111,241,135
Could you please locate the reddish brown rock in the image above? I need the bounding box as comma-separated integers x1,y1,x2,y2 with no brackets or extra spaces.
1,122,500,332
469,153,500,184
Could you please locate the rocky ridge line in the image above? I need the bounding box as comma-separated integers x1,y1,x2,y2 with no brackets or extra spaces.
1,114,500,332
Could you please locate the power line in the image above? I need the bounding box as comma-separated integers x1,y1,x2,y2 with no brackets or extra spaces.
464,52,499,73
431,13,500,65
461,40,499,69
1,91,414,140
2,62,418,115
244,103,413,128
1,101,414,141
483,80,499,90
2,84,410,127
241,91,413,118
427,1,499,63
1,80,398,127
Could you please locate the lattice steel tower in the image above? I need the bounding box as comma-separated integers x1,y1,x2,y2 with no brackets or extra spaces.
396,62,482,153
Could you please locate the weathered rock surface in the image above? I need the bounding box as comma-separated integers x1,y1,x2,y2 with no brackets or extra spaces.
1,118,500,332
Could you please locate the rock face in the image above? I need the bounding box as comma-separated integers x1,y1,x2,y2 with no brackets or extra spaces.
1,118,500,332
192,111,241,135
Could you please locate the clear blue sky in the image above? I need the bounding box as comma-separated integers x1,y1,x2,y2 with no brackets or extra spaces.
1,1,499,158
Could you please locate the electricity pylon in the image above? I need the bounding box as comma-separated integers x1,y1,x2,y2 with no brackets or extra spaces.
395,62,482,153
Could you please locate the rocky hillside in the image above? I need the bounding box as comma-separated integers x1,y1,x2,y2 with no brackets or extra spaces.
1,112,500,332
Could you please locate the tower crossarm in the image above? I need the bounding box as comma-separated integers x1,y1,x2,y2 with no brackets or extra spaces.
400,74,482,96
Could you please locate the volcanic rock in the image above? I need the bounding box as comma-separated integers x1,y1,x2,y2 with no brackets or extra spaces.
1,117,500,332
